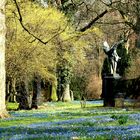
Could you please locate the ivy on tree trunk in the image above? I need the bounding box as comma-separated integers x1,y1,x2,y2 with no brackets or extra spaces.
57,65,72,102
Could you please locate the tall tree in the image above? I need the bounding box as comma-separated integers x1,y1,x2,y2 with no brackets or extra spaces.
99,0,140,48
0,0,8,118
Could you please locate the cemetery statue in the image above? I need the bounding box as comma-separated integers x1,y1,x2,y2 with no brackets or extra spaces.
103,40,124,76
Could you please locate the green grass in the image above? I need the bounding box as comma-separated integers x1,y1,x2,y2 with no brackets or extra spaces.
2,101,139,128
0,101,140,139
6,102,19,110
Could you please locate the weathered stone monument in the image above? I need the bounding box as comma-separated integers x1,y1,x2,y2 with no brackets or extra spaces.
102,40,124,107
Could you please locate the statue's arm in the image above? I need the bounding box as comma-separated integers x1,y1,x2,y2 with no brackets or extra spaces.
112,40,124,49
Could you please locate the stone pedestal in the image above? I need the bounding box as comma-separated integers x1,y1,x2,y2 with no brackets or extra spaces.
115,98,124,107
102,74,121,107
102,74,115,107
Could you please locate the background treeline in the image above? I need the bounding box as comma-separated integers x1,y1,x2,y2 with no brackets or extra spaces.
5,0,140,110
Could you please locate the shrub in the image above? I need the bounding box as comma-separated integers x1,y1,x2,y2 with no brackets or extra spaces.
86,75,102,99
111,115,128,125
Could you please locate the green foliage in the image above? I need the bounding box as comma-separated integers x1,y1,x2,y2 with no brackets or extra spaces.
125,48,140,79
6,2,60,81
57,65,72,86
117,45,131,76
6,1,87,84
6,1,88,104
70,76,86,100
61,0,78,18
111,115,128,125
118,116,128,125
51,84,58,101
6,102,19,110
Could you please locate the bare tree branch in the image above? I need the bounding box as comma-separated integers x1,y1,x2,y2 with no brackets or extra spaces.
96,21,126,25
100,0,112,6
118,10,135,30
79,9,108,32
13,0,66,45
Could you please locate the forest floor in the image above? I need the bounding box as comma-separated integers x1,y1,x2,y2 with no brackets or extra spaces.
0,101,140,140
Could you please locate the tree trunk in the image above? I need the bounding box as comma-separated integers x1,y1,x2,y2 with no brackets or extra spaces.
31,75,41,109
62,83,71,102
135,32,140,48
0,0,9,118
135,18,140,48
16,81,30,110
55,0,62,7
51,83,58,101
6,77,11,102
47,82,52,101
57,66,71,102
6,77,16,102
57,67,63,101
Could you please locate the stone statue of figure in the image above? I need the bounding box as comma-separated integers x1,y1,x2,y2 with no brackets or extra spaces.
103,40,124,76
